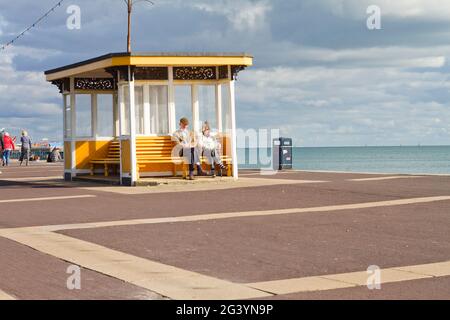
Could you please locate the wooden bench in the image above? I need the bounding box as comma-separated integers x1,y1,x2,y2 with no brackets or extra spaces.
89,140,120,177
136,136,233,178
136,136,185,178
89,137,233,179
200,155,233,177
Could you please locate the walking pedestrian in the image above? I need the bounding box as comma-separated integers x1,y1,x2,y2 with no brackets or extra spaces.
0,128,4,166
20,130,32,166
2,132,15,166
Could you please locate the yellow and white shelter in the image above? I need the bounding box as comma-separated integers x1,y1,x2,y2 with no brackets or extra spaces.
45,52,253,186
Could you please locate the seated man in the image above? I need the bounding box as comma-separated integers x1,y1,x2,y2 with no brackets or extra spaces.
173,117,206,180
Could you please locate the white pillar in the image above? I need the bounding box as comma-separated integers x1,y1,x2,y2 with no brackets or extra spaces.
118,82,124,183
91,94,97,137
143,85,151,135
128,66,138,185
215,84,223,133
228,67,238,180
62,94,68,180
113,92,119,137
168,67,176,133
192,84,199,133
63,95,67,139
70,77,77,178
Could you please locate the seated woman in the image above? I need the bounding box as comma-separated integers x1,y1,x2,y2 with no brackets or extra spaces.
198,122,228,177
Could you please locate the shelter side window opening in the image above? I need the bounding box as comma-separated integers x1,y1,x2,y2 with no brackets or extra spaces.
175,85,192,131
97,94,114,137
75,94,92,138
135,85,145,135
149,85,169,135
64,94,71,138
198,85,216,131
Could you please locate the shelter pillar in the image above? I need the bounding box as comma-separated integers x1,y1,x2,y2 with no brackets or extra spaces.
228,67,238,180
168,66,176,133
128,66,138,185
68,77,77,180
113,92,119,137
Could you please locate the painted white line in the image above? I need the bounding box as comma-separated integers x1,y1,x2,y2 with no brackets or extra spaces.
0,176,62,182
0,169,62,174
0,229,268,300
0,290,15,300
0,195,96,204
33,195,450,232
348,176,424,182
247,261,450,295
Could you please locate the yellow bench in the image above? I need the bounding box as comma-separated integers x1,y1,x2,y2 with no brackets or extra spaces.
200,155,233,177
90,140,120,177
136,137,185,178
136,136,233,178
89,137,233,179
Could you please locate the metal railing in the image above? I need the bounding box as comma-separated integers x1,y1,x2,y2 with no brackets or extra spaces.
7,148,64,160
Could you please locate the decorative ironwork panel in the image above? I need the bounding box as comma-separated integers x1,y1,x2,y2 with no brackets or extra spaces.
134,67,168,80
51,78,70,93
75,78,115,90
231,66,246,80
173,66,216,80
219,66,229,79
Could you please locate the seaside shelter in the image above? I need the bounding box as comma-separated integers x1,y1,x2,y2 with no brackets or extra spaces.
45,52,253,186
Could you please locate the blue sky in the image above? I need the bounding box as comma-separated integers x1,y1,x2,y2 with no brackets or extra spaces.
1,0,450,146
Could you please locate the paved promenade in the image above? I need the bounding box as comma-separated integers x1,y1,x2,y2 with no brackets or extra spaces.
0,162,449,300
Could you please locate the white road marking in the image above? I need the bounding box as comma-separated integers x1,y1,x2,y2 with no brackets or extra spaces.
0,176,62,182
0,229,268,300
348,176,424,182
0,290,15,300
247,261,450,295
0,195,96,204
35,195,450,232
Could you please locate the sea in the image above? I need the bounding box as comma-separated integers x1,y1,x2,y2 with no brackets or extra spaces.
238,146,450,175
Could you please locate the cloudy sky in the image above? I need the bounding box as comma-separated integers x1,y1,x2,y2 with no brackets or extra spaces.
1,0,450,146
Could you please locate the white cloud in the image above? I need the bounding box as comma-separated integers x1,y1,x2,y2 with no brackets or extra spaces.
185,0,272,31
237,62,450,146
315,0,450,20
0,46,61,140
0,14,7,36
262,43,449,69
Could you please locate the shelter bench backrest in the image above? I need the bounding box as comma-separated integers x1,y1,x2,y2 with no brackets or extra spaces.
136,136,177,160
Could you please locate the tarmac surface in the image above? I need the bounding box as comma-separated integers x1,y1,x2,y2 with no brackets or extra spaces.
0,162,449,300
